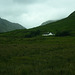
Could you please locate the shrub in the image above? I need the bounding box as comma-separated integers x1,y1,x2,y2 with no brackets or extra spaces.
55,30,71,36
25,30,41,38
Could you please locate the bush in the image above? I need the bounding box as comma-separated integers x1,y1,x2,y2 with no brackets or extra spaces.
25,30,41,38
55,30,71,36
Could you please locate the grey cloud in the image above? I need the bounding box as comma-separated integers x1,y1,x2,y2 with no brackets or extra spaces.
0,0,28,17
13,0,37,4
13,0,44,4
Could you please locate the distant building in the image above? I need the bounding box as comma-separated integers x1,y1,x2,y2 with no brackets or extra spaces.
42,32,55,36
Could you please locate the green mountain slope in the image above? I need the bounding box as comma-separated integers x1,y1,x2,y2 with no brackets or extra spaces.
32,11,75,36
0,18,25,33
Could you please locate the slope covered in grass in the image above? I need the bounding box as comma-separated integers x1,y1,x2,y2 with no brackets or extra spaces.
0,18,25,33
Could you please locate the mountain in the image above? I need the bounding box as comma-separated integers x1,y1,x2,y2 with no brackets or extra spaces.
68,11,75,18
32,11,75,36
0,18,25,33
41,20,57,26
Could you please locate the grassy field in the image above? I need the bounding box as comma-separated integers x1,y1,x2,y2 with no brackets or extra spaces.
0,36,75,75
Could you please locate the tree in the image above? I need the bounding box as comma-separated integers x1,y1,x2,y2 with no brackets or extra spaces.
25,30,41,38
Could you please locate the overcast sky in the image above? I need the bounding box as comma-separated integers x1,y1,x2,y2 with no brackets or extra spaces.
0,0,75,28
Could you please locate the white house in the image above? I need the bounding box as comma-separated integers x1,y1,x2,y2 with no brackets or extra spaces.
42,32,55,36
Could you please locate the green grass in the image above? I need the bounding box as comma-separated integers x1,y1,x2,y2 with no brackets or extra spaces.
0,36,75,75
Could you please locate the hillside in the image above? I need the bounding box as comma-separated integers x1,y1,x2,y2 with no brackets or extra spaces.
0,18,25,33
41,20,57,26
32,11,75,36
68,11,75,17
